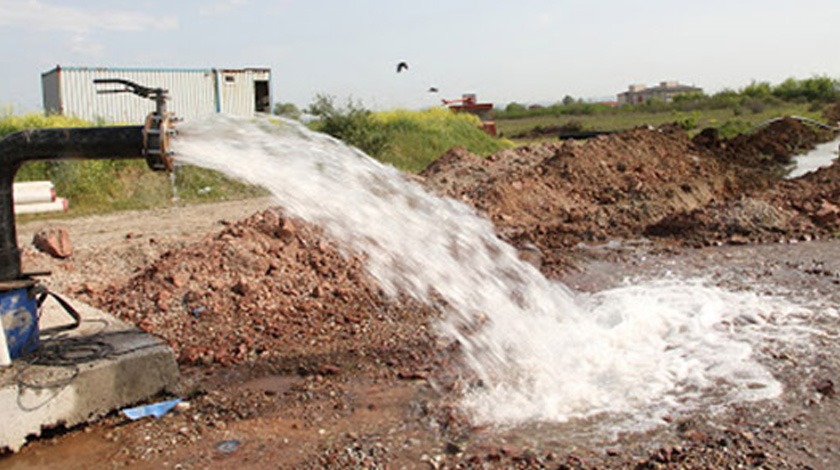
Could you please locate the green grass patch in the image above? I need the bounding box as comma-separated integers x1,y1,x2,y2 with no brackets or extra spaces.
3,113,265,216
497,103,823,143
373,108,514,172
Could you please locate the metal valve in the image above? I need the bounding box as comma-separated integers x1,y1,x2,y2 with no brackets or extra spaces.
93,78,178,172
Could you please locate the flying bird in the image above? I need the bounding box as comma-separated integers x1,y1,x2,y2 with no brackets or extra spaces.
428,87,439,93
396,61,409,73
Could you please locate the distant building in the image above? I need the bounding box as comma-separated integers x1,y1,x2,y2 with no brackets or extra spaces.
617,81,702,105
42,66,271,123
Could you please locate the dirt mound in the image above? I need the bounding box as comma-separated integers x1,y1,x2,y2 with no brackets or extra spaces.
648,146,840,246
823,101,840,124
420,119,837,257
644,198,802,246
88,120,833,347
86,209,437,367
693,117,835,184
421,126,736,260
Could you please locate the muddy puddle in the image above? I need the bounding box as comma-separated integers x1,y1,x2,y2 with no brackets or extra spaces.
0,429,119,470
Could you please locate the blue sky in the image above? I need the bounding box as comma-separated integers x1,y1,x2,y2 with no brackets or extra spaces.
1,0,840,113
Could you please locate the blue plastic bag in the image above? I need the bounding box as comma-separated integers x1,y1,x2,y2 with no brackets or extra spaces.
121,398,182,420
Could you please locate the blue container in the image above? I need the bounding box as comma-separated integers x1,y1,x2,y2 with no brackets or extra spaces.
0,287,40,359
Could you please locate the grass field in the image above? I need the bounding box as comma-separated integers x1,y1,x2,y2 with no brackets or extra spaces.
496,103,823,143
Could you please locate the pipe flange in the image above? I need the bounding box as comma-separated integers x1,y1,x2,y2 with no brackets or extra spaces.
143,112,177,172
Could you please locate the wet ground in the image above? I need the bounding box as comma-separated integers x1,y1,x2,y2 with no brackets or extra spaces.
3,238,839,469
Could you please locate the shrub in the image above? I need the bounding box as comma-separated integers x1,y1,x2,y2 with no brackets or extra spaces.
673,112,698,130
272,102,302,120
743,98,767,114
373,107,513,172
307,94,390,158
718,120,752,139
772,76,840,103
305,96,512,172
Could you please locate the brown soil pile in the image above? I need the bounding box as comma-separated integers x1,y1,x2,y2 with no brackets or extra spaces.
823,101,840,124
693,117,835,185
421,125,735,260
421,119,837,258
87,209,438,368
649,163,840,246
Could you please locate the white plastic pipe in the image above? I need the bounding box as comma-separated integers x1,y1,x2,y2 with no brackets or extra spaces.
13,181,55,205
0,325,11,367
14,197,68,215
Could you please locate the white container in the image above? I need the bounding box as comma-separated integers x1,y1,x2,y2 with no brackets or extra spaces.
13,181,55,205
42,66,272,123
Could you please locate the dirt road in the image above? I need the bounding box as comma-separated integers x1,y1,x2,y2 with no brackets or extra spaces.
16,198,277,295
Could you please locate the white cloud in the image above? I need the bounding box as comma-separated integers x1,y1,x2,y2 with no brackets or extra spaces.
69,33,104,58
199,0,248,17
0,0,178,34
536,13,554,26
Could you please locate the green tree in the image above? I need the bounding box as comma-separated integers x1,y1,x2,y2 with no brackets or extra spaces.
741,80,772,99
562,95,576,106
773,76,839,103
505,102,526,113
272,102,301,120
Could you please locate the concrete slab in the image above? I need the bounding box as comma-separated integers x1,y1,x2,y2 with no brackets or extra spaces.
0,293,179,452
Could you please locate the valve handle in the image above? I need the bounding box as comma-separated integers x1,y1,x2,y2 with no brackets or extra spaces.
93,78,167,100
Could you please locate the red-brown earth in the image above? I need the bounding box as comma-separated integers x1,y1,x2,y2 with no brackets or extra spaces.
4,116,839,469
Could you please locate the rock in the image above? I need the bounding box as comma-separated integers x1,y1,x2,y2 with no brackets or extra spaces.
728,234,750,245
232,277,251,296
278,218,297,241
499,444,523,459
815,378,835,397
813,200,839,227
170,271,190,287
318,364,340,376
444,441,463,455
32,226,73,258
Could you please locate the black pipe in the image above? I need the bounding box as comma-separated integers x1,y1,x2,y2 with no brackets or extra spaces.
0,125,146,282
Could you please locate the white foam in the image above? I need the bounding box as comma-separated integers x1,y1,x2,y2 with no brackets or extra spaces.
461,278,803,430
173,115,808,431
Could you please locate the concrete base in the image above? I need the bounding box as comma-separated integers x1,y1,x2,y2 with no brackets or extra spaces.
0,294,179,452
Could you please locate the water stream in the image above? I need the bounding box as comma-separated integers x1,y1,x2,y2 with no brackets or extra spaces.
173,115,810,433
788,136,840,179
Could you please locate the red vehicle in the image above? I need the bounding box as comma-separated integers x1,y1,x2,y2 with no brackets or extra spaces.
442,94,497,137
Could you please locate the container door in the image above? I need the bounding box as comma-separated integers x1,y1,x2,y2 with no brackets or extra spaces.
254,80,270,113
